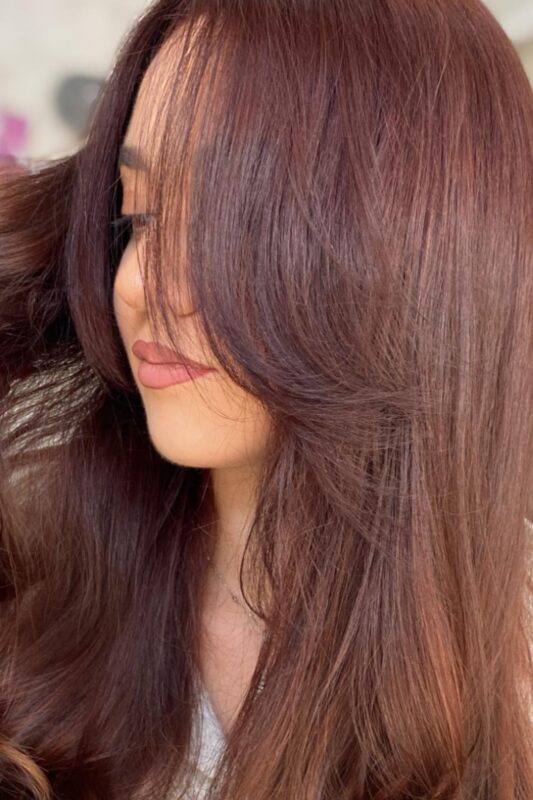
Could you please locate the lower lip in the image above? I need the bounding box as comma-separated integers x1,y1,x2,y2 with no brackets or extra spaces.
136,359,216,389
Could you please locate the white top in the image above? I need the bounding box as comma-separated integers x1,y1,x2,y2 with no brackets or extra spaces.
195,687,226,785
170,672,265,798
174,685,226,799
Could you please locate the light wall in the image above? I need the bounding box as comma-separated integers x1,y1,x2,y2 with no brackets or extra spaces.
0,0,149,160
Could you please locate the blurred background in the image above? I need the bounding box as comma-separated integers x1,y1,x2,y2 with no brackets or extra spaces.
0,0,532,164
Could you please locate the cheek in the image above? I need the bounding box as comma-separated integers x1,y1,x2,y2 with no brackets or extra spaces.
112,264,127,335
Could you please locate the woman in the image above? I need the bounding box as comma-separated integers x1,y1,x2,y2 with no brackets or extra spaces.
0,1,532,798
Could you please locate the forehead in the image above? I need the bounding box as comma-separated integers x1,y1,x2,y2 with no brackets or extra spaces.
123,19,206,162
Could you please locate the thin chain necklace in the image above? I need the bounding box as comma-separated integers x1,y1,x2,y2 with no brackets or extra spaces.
205,553,267,638
204,553,268,695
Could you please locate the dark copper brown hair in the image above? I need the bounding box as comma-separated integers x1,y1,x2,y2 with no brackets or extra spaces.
0,1,532,798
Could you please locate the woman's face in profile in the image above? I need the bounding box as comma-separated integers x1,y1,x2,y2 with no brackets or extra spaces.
112,26,272,471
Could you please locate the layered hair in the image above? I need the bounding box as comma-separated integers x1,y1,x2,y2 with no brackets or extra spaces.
1,1,532,798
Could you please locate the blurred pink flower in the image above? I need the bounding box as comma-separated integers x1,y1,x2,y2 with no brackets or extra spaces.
0,109,28,157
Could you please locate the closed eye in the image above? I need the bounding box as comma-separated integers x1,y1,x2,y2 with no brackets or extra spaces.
109,214,155,269
109,213,154,256
110,212,152,234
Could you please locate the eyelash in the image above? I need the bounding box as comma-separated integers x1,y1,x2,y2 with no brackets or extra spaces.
110,213,152,239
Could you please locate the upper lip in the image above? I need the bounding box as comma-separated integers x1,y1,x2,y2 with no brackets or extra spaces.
131,339,214,370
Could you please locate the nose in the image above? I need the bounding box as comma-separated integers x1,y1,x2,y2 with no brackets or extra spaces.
113,241,197,318
113,242,147,313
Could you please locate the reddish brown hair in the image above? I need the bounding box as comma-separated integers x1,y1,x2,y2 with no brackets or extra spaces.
0,1,532,798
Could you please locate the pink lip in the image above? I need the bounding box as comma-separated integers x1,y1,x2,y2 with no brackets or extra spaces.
136,360,215,389
132,339,212,369
131,339,216,389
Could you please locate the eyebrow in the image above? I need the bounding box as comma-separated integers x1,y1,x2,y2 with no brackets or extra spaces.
118,144,149,171
118,140,224,177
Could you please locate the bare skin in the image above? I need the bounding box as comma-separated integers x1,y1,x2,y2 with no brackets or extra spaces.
198,570,266,735
112,22,271,735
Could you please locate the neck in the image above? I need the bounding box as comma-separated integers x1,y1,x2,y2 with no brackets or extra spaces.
203,462,260,594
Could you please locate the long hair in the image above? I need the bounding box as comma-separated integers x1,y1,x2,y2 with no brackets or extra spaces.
0,1,532,798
